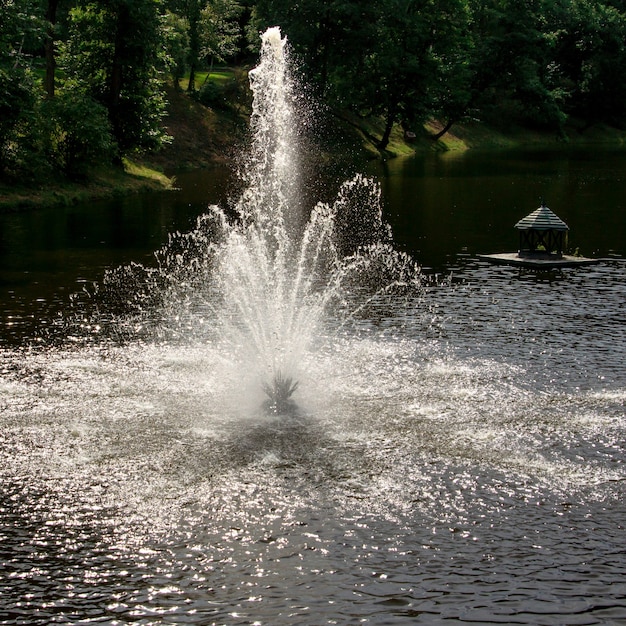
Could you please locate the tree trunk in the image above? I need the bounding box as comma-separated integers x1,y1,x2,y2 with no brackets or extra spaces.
432,118,456,140
110,8,128,108
44,0,59,98
111,45,123,107
109,4,130,155
201,58,215,86
378,105,398,151
186,7,200,93
187,63,196,92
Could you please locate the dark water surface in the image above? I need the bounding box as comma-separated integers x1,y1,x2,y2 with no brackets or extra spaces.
0,166,233,344
1,149,625,624
369,147,626,269
2,148,626,344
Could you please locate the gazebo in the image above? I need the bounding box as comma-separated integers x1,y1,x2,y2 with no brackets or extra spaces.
478,201,598,268
515,202,569,259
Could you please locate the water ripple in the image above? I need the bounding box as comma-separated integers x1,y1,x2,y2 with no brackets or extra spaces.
1,261,626,624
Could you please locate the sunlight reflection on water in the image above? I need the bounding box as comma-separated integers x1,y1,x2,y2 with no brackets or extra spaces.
1,260,625,624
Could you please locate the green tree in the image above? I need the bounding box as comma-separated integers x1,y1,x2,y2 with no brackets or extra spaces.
248,0,371,95
60,0,170,155
552,0,626,126
163,9,190,90
199,0,242,70
167,0,243,92
43,0,60,97
0,0,44,176
463,0,567,132
344,0,471,150
184,0,203,91
41,91,114,178
250,0,472,150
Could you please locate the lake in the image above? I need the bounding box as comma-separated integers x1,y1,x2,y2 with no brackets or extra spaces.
1,148,625,344
1,148,625,624
368,147,626,269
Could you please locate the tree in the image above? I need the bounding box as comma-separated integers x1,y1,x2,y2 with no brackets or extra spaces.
163,9,190,90
166,0,243,92
184,0,203,91
60,0,170,155
342,0,471,150
41,91,114,178
43,0,60,97
199,0,242,70
0,0,43,175
447,0,567,133
250,0,472,149
552,0,626,127
248,0,372,95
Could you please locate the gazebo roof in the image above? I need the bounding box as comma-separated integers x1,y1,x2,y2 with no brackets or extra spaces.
515,204,569,231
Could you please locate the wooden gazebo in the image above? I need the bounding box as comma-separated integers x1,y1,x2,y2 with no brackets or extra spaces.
479,201,598,268
515,203,569,259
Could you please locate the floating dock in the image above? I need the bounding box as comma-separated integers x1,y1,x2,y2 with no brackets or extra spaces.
480,202,601,269
479,252,600,269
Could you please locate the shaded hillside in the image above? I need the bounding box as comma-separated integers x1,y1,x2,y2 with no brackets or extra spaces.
144,84,249,173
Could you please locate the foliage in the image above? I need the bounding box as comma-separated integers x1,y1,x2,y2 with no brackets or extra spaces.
4,0,626,180
248,0,373,93
552,0,626,126
59,0,170,154
0,0,43,176
0,67,39,176
199,0,243,66
166,0,243,92
163,10,190,90
361,0,473,149
194,68,247,111
40,92,114,179
195,80,226,108
473,0,568,130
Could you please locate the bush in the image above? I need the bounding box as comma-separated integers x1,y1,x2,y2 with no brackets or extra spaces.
0,67,38,177
41,92,115,179
195,80,228,109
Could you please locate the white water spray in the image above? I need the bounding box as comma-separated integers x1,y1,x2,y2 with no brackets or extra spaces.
97,27,422,412
215,28,422,410
239,27,299,230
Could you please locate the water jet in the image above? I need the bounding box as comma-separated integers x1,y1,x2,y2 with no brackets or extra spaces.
93,26,421,412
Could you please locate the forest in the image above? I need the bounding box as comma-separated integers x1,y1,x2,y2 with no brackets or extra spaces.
2,0,626,182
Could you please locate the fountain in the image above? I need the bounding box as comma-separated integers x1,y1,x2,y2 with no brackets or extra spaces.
96,26,421,413
208,27,423,410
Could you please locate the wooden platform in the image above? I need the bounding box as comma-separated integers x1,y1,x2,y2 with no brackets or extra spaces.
478,252,600,269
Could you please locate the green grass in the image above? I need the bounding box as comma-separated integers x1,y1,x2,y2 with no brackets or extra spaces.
0,161,174,212
123,158,174,188
188,68,239,91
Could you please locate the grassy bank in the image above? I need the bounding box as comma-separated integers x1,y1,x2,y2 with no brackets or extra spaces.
423,118,626,152
0,76,246,213
0,160,174,212
340,112,626,158
4,69,626,212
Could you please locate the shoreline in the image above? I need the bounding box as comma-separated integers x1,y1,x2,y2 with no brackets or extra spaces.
2,84,626,212
0,161,176,213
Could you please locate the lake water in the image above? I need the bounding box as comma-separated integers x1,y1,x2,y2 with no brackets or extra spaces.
1,149,625,624
2,148,625,344
368,147,626,269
